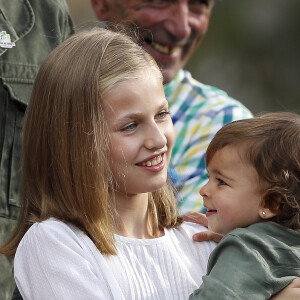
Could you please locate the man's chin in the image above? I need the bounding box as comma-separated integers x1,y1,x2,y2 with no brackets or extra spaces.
141,43,181,84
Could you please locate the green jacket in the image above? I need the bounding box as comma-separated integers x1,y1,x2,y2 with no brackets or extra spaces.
189,221,300,299
0,0,74,298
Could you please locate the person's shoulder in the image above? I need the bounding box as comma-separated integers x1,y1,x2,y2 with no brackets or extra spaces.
180,70,227,97
34,0,69,9
225,221,300,246
28,0,69,11
26,217,73,233
249,222,300,242
229,222,287,237
179,70,252,113
224,222,266,240
216,222,300,272
177,220,209,235
169,221,217,249
168,221,209,240
20,218,82,248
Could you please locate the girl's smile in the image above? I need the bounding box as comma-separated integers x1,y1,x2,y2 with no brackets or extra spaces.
136,153,165,171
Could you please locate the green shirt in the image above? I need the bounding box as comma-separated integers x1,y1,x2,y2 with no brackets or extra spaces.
189,221,300,299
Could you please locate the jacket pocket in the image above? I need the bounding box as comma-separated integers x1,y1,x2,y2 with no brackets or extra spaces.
0,82,23,220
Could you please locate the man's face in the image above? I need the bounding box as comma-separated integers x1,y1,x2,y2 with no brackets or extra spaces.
92,0,213,84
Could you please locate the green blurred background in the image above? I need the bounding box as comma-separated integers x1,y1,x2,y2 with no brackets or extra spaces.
66,0,300,114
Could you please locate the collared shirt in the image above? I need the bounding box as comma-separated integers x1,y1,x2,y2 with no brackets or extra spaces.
165,70,253,214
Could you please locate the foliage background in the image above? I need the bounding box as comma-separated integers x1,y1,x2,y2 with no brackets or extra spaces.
67,0,300,114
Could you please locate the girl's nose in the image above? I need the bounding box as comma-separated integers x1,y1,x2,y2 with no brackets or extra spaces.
144,123,167,150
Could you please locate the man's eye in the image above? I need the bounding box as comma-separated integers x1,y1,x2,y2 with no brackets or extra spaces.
155,111,170,120
137,0,171,9
137,0,211,11
189,0,212,13
189,0,211,6
120,123,137,132
152,0,173,5
217,178,227,186
152,0,170,3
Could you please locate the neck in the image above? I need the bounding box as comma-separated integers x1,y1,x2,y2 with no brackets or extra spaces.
115,192,161,239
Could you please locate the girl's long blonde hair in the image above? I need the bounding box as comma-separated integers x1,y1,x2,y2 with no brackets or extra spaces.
1,27,181,257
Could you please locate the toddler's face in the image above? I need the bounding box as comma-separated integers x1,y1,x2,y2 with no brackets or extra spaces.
200,145,263,235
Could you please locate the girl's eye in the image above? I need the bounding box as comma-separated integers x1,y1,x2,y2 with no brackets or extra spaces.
120,123,137,132
155,110,170,120
217,178,227,186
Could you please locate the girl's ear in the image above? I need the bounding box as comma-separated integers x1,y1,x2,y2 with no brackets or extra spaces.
259,195,281,220
91,0,110,21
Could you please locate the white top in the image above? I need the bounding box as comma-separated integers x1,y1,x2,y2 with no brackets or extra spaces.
14,218,216,300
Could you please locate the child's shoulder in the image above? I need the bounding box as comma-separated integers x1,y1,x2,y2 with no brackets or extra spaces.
226,221,300,247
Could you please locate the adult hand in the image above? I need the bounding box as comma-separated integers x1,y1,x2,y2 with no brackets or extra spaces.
270,278,300,299
183,212,223,243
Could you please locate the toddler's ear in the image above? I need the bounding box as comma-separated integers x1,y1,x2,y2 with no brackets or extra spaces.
259,195,281,219
259,208,277,219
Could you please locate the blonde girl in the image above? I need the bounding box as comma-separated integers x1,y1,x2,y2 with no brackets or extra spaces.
0,28,215,299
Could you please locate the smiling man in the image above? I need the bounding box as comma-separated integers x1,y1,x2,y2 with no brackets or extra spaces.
91,0,253,214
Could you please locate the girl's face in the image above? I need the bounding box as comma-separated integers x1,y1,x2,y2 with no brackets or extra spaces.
200,145,263,235
103,68,175,196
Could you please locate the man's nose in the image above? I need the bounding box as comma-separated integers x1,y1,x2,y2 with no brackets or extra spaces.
164,2,191,40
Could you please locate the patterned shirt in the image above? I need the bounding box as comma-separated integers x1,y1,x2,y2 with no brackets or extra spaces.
164,70,253,215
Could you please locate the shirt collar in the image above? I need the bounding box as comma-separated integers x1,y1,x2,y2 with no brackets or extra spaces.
163,69,184,98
